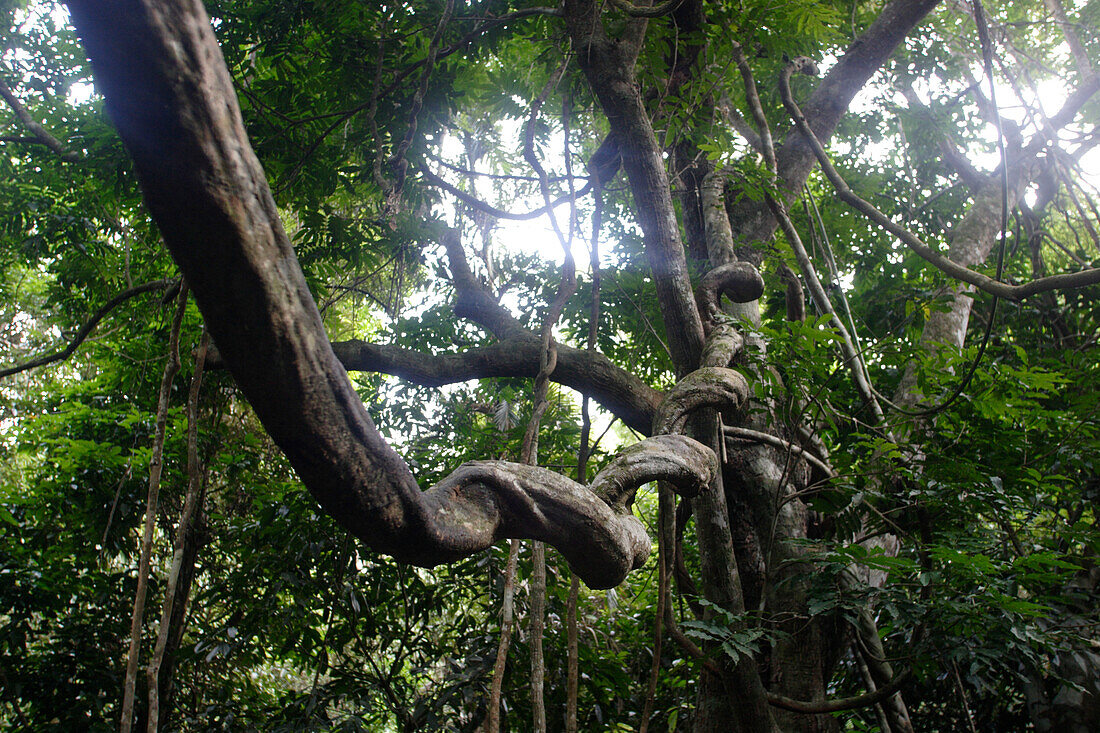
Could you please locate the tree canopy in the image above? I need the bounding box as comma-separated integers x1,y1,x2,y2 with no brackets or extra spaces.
1,0,1099,730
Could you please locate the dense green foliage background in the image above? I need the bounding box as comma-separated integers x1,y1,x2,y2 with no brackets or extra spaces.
1,0,1098,730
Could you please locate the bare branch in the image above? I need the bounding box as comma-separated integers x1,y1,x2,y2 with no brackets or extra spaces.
723,426,835,478
725,0,942,251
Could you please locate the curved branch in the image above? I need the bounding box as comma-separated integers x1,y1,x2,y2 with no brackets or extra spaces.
765,668,911,714
653,366,751,435
779,62,1100,302
0,278,178,379
418,450,708,589
695,262,765,331
68,0,717,592
590,434,717,510
389,0,454,194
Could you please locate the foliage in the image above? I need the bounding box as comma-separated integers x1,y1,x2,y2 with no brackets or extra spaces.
1,0,1098,731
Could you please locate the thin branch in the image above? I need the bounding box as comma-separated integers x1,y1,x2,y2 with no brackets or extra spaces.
730,37,779,174
423,166,594,220
779,62,1100,301
276,6,562,193
147,329,209,731
723,426,834,477
486,539,520,733
765,185,886,425
428,152,588,182
0,278,178,379
765,668,912,714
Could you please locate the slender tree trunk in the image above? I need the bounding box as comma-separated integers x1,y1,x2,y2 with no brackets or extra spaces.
530,542,547,733
564,575,580,733
486,539,520,733
147,329,208,731
120,286,187,733
155,504,204,720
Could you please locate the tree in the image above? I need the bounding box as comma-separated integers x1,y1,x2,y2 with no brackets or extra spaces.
1,0,1098,730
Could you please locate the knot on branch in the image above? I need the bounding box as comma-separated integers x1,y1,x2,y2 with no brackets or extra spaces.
654,367,751,435
695,262,764,334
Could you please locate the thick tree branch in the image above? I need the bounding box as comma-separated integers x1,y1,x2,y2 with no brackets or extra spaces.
331,339,662,435
0,278,178,379
67,0,718,590
653,366,750,435
565,0,705,373
694,262,764,331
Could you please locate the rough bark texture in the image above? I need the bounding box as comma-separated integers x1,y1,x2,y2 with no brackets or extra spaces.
63,0,984,730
